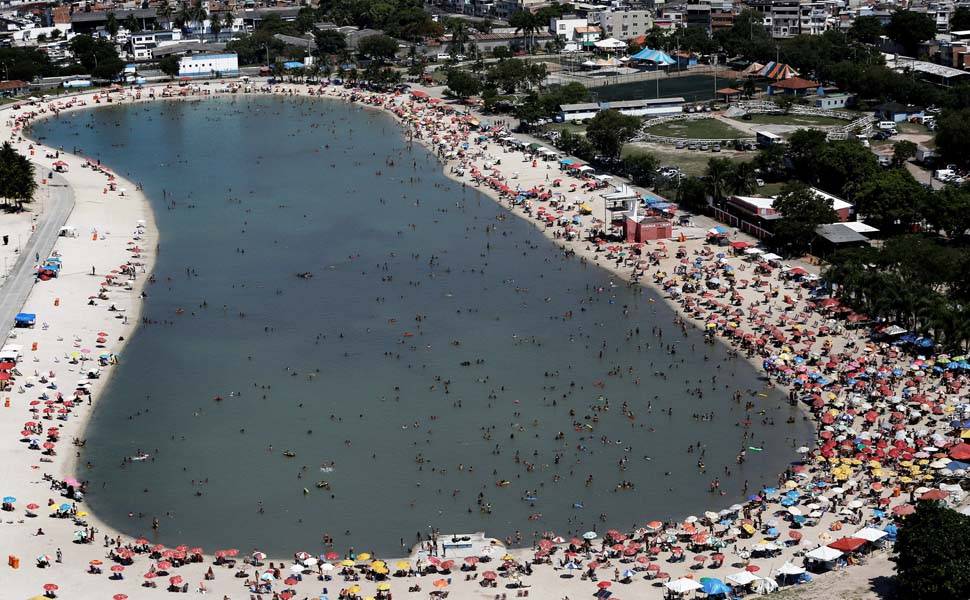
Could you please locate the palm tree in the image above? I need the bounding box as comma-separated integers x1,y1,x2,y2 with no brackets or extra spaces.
727,162,757,195
446,19,468,56
704,158,733,204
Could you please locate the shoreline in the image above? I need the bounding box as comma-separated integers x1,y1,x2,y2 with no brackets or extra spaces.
0,80,961,600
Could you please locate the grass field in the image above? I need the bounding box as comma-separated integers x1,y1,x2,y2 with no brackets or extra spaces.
623,143,756,177
644,118,745,140
741,113,849,127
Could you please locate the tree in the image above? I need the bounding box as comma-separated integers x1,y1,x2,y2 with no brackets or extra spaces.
445,69,480,101
727,161,758,195
935,108,970,168
106,12,120,37
585,110,641,160
445,18,469,55
124,13,140,34
68,35,124,80
487,58,531,94
158,54,181,78
356,34,399,64
676,176,708,213
886,10,936,56
786,128,828,183
509,10,541,53
815,139,879,200
952,7,970,33
853,168,926,233
895,501,970,600
849,15,884,44
713,10,773,60
210,12,223,41
314,29,347,56
892,140,917,166
0,142,36,210
704,157,734,204
754,143,787,181
770,183,837,256
926,186,970,240
623,153,659,187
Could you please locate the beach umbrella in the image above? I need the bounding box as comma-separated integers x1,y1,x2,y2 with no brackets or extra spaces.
43,584,58,592
89,559,102,566
482,571,498,580
3,496,16,503
259,572,274,581
395,561,410,570
319,563,334,572
701,578,731,596
110,565,124,572
325,551,340,561
582,531,598,540
143,572,156,579
169,575,183,586
113,595,128,600
156,561,171,571
597,581,611,589
340,559,355,567
357,552,371,561
284,577,298,586
433,579,448,588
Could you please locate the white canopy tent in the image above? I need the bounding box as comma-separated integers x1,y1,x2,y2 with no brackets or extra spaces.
594,37,627,50
855,527,889,543
664,577,704,594
805,546,843,562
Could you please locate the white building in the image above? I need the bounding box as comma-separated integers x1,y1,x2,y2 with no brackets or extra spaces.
589,7,655,41
178,53,239,78
550,16,589,41
129,29,183,61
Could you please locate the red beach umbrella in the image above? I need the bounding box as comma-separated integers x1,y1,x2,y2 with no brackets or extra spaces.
284,577,298,585
482,571,497,580
324,551,339,560
143,572,157,579
169,575,183,585
110,565,125,572
113,594,128,600
43,583,59,591
597,581,612,589
745,565,760,573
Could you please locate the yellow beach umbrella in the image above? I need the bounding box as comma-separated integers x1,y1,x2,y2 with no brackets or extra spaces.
371,560,386,569
502,554,515,561
377,583,391,591
357,553,371,562
347,585,361,594
395,561,411,570
340,559,355,567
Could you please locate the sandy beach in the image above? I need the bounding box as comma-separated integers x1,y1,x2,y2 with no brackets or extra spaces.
0,80,965,600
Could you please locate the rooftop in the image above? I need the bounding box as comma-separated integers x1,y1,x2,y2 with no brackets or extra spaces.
815,223,869,244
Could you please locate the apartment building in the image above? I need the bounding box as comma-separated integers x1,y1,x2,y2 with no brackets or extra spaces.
588,7,654,40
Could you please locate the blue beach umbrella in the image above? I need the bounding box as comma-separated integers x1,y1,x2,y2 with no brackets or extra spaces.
701,578,731,596
2,496,15,503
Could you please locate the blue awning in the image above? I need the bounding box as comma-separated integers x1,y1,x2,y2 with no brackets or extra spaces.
630,47,675,65
559,158,575,165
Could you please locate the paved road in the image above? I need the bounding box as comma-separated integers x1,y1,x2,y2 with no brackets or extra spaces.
0,169,75,332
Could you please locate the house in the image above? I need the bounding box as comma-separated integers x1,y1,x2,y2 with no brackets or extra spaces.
0,80,28,97
813,223,871,256
767,76,820,96
814,93,852,109
129,30,183,61
573,26,602,48
725,189,853,236
70,8,157,35
874,101,923,123
550,16,588,41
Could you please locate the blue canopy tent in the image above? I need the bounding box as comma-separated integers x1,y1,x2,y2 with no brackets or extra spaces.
630,47,676,65
282,61,305,70
14,313,36,328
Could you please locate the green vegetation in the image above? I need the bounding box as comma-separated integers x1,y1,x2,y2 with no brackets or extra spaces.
894,491,970,600
644,118,745,140
0,142,37,211
740,113,848,127
585,109,641,160
770,183,838,255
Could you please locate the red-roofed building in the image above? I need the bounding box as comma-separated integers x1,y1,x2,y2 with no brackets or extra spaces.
0,80,29,98
768,77,820,96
